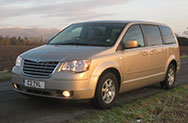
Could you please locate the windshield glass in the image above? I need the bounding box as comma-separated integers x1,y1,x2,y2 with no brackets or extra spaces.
48,23,126,46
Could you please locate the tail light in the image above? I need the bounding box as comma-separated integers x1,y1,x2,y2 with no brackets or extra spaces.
178,46,180,57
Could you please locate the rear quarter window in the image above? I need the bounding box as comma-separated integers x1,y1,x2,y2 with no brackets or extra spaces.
160,26,176,44
142,25,163,46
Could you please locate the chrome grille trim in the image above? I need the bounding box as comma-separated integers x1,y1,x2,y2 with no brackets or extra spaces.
23,64,55,70
23,59,59,78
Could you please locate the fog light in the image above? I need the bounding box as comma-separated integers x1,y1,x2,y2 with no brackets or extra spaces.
13,83,18,89
62,91,71,97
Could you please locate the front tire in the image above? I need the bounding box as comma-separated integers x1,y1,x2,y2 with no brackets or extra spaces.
160,64,176,89
91,72,119,109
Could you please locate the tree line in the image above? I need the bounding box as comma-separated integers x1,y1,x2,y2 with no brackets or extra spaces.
0,35,48,45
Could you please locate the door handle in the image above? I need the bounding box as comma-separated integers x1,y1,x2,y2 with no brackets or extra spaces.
143,52,148,56
150,49,157,55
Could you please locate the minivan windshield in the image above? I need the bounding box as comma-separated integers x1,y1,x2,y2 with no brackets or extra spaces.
48,23,126,47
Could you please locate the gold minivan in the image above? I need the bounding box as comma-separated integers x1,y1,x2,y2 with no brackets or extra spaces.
12,21,180,109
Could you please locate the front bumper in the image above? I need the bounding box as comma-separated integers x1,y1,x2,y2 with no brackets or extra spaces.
11,66,98,100
12,83,93,100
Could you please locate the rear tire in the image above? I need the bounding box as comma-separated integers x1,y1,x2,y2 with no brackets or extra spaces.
160,64,176,89
91,72,119,109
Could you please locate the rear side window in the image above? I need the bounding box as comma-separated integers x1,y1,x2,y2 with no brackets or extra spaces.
142,25,162,46
122,25,145,47
160,26,176,44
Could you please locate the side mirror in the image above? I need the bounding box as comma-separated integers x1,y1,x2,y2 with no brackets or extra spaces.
125,40,138,49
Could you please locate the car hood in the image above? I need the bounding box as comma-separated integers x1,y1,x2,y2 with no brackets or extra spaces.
20,45,110,61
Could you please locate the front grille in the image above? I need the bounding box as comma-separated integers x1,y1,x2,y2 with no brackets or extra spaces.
23,59,59,77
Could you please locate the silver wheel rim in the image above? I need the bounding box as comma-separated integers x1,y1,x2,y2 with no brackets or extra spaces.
168,68,175,86
101,79,115,104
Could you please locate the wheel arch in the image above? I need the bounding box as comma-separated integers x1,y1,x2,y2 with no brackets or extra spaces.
165,55,178,73
98,67,121,90
89,60,123,97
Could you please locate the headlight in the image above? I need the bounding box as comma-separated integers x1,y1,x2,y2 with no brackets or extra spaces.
16,56,22,66
58,60,91,73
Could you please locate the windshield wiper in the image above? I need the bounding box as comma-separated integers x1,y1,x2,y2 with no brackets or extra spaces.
49,42,111,47
52,42,90,46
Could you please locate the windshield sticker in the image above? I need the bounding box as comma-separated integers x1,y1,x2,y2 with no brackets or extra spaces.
106,39,111,43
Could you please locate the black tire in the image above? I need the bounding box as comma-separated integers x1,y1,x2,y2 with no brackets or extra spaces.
160,64,176,89
91,72,119,109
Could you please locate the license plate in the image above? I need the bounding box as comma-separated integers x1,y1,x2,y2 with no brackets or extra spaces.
23,79,45,89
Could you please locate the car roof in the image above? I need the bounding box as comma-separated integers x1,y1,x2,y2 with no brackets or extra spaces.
74,20,166,26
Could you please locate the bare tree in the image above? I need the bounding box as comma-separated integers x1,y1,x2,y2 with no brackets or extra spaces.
184,27,188,36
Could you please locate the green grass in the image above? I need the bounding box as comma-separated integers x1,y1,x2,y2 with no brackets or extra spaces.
181,55,188,59
71,84,188,123
0,72,11,82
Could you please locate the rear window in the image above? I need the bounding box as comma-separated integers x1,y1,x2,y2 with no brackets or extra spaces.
142,25,163,46
160,26,176,44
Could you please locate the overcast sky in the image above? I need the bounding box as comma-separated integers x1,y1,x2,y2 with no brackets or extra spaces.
0,0,187,35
